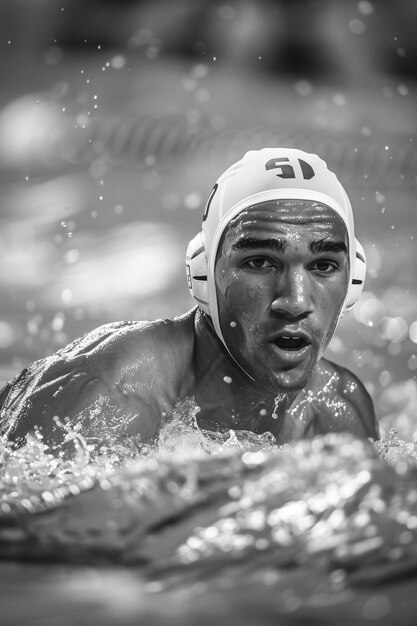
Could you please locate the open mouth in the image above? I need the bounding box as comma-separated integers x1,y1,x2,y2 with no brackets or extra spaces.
273,336,310,351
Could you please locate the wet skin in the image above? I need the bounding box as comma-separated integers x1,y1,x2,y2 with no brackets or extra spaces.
214,200,349,393
0,200,379,449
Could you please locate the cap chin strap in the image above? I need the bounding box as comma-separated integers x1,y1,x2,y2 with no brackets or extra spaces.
213,318,256,382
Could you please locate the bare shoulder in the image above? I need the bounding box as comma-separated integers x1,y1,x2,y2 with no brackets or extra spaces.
317,358,380,440
0,309,197,444
3,309,196,394
67,309,196,375
58,309,195,360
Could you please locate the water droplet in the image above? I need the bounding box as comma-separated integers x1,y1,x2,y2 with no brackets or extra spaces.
272,396,283,419
294,80,313,97
61,289,72,303
362,595,391,620
378,316,408,343
111,55,126,69
0,320,15,348
64,249,79,264
185,193,201,210
379,370,391,386
192,64,209,80
146,46,159,61
349,19,366,34
408,354,417,371
358,1,374,15
409,321,417,344
51,312,65,332
332,93,346,107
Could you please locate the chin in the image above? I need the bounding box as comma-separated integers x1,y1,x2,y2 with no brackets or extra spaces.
254,368,311,393
274,375,310,393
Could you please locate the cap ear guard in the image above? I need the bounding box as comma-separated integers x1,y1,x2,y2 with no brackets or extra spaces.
341,239,366,317
186,234,366,320
185,232,210,315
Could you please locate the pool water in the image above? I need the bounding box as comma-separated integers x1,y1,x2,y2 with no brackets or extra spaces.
1,406,416,574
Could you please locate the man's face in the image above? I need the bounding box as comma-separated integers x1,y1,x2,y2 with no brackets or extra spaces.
214,200,349,391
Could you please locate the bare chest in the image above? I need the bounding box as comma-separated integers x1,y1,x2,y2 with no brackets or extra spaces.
180,366,358,444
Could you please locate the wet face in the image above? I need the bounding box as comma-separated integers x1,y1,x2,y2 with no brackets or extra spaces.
214,200,349,391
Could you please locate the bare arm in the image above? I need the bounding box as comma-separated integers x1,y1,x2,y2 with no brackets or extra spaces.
0,323,165,451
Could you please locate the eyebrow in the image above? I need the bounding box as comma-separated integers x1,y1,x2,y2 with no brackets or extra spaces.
309,239,348,255
232,238,287,252
231,237,347,255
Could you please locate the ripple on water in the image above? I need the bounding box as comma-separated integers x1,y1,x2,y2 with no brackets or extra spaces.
0,404,417,589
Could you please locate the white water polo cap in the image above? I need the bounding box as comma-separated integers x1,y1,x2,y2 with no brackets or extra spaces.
185,147,366,348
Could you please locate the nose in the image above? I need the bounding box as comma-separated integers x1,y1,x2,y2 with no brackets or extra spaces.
271,267,313,320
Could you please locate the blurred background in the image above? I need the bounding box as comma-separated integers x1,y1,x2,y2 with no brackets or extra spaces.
0,0,416,438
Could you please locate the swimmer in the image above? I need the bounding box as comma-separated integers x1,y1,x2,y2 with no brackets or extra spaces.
0,148,379,449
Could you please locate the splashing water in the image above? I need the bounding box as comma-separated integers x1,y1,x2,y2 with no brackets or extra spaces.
271,394,284,420
1,399,417,597
0,399,280,517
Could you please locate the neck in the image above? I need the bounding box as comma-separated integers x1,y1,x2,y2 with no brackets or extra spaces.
193,308,300,433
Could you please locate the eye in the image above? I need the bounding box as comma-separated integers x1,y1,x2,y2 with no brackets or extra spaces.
245,257,274,270
312,259,338,274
